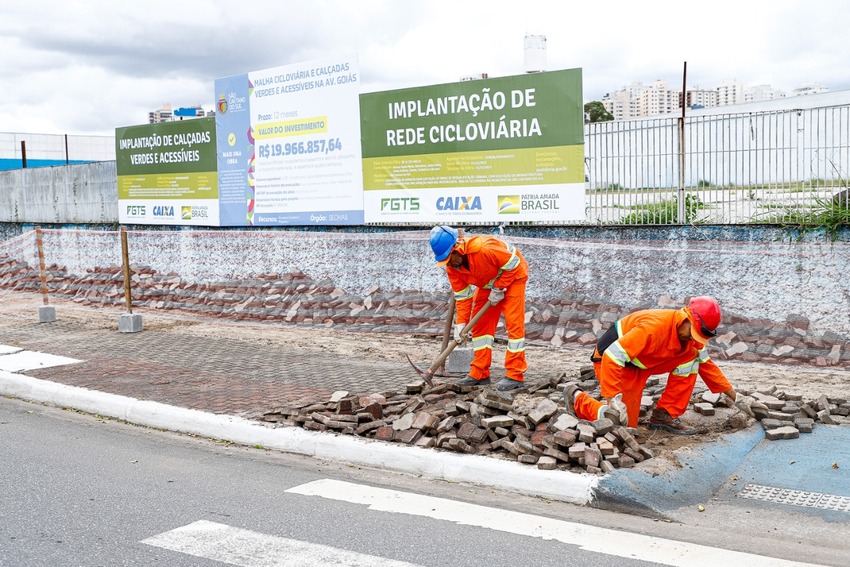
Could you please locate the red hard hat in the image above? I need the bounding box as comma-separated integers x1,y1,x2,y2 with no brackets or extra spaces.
688,296,722,343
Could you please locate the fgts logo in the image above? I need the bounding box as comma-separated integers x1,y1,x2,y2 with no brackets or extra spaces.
381,197,420,211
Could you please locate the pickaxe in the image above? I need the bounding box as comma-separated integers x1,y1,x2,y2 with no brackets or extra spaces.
406,301,491,386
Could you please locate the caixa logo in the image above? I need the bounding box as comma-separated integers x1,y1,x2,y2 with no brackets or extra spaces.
152,205,175,217
436,196,482,211
380,197,419,211
125,205,146,217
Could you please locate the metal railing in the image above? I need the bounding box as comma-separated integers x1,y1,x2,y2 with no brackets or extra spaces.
584,104,850,225
0,131,115,170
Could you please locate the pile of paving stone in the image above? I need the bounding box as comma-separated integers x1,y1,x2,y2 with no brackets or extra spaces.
260,366,656,474
259,364,850,473
635,375,849,441
694,386,850,440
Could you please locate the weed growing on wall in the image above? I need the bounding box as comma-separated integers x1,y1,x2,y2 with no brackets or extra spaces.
617,193,706,225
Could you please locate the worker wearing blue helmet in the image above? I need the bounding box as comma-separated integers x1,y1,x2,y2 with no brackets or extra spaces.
429,226,529,391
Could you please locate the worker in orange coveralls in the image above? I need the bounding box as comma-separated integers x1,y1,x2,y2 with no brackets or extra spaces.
429,226,529,391
563,296,768,434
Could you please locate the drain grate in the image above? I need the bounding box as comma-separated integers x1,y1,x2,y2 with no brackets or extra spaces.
739,484,850,512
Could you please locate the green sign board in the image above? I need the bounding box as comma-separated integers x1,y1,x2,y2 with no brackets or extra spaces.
359,68,585,222
115,118,220,225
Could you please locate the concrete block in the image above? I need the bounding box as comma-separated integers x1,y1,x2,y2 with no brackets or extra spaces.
591,417,614,436
701,391,721,405
528,398,558,424
765,425,800,440
481,415,514,429
694,403,715,416
761,418,786,430
445,346,473,374
794,417,815,433
118,313,143,333
519,454,539,465
38,305,56,323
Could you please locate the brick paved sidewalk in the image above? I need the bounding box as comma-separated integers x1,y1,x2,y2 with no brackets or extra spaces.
0,316,427,417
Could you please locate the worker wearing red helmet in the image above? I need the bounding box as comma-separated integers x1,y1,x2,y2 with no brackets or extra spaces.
563,296,767,433
429,226,529,391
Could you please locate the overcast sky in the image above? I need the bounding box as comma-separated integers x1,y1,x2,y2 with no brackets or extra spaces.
1,0,847,136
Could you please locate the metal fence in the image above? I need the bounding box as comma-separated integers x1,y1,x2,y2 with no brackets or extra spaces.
585,104,850,225
0,131,115,170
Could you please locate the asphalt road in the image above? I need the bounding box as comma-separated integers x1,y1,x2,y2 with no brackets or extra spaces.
2,396,845,567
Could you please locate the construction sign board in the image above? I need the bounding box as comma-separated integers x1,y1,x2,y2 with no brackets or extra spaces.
115,118,219,226
359,68,585,223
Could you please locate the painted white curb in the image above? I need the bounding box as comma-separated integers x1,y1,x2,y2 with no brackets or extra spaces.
0,371,597,504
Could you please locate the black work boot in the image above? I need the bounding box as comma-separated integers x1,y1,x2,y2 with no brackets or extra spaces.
495,378,524,391
562,382,581,417
455,376,490,387
648,408,706,435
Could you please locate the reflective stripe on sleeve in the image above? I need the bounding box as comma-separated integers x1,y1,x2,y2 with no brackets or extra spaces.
603,340,648,369
672,358,700,377
500,246,520,271
484,245,520,289
454,285,474,301
697,347,710,363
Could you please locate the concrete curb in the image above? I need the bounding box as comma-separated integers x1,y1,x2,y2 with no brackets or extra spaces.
594,426,764,517
0,371,598,505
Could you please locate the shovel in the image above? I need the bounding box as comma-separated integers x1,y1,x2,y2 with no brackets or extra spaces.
407,301,491,386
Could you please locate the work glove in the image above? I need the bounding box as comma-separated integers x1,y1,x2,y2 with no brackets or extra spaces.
489,288,506,305
453,323,468,344
735,395,769,419
605,393,629,426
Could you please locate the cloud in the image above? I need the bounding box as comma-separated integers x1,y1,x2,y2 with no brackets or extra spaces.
1,0,848,135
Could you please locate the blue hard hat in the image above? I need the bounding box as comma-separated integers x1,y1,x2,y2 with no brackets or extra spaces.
429,226,458,262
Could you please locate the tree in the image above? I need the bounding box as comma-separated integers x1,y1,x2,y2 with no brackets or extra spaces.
584,101,614,123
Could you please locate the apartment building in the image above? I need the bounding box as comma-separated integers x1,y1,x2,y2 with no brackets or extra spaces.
599,79,818,120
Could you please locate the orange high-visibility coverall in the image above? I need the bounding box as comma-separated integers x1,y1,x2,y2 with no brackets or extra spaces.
573,308,731,427
446,235,529,381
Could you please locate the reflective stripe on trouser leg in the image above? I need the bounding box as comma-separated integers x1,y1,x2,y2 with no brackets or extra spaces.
502,279,528,380
594,360,649,428
655,371,698,419
469,299,499,379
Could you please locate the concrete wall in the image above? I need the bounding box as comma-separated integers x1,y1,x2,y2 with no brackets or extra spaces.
0,160,847,364
0,161,117,223
18,224,845,334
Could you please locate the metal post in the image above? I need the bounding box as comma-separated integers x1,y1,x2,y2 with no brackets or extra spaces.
35,227,49,306
64,134,69,165
20,140,27,169
34,226,56,322
120,227,133,314
677,61,687,224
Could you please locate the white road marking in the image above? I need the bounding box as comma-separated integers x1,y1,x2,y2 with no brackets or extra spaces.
141,519,425,567
287,479,826,567
0,347,80,372
0,345,23,355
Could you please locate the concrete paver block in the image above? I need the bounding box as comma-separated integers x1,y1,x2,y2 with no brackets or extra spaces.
765,425,801,440
118,313,143,333
38,306,56,323
445,346,473,374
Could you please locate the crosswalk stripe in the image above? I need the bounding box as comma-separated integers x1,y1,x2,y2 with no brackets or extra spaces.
141,519,425,567
286,479,826,567
0,345,81,372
